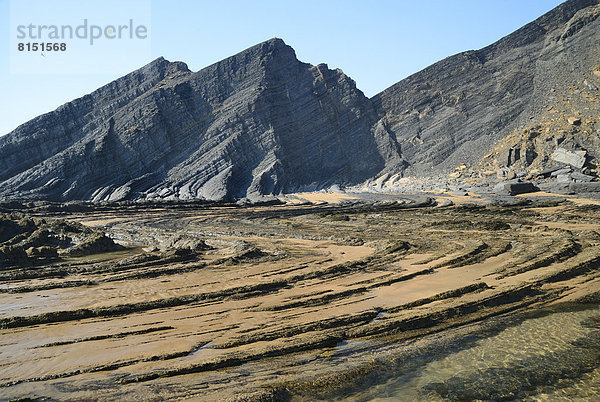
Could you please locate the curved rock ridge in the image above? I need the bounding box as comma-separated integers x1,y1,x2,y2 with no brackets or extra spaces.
1,0,600,201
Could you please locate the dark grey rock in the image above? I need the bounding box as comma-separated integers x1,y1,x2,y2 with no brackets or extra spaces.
494,180,537,196
524,149,536,165
537,166,564,177
505,148,521,167
538,182,571,194
486,195,532,207
551,167,573,177
556,173,573,183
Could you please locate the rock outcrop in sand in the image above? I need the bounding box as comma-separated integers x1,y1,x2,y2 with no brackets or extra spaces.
1,195,600,399
0,215,122,266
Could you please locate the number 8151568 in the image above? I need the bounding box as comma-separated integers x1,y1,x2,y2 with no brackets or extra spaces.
18,43,67,51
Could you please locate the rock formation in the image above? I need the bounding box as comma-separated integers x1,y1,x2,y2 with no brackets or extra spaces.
0,215,122,266
372,0,600,177
1,0,599,201
0,39,402,202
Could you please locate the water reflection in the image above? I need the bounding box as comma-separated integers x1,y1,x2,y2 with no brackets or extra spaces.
342,305,600,401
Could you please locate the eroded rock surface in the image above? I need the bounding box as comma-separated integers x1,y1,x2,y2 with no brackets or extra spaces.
0,215,121,267
0,197,599,399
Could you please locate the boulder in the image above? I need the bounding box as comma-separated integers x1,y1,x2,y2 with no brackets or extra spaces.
524,149,536,165
494,180,537,196
507,148,520,167
538,182,571,194
551,148,586,169
537,166,564,178
571,172,595,182
567,117,582,125
487,196,532,207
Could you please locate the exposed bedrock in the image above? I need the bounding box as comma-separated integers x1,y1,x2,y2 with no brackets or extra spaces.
0,39,401,202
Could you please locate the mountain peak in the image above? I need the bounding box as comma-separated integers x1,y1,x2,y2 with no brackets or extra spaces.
237,37,296,61
263,37,287,47
0,35,392,201
139,56,190,77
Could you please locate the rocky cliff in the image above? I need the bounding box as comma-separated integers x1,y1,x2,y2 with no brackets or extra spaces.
1,0,599,201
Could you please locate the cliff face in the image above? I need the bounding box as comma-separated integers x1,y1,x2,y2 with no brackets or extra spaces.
1,0,599,201
0,39,401,201
371,0,600,176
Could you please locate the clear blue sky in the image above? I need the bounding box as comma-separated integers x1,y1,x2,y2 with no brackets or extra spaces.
1,0,565,136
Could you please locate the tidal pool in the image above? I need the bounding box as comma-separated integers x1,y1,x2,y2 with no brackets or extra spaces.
338,304,600,401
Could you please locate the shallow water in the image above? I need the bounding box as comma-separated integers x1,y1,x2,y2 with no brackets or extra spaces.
343,305,600,401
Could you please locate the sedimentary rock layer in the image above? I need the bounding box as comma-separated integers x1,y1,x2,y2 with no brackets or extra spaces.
0,39,401,202
1,195,600,399
372,0,600,176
